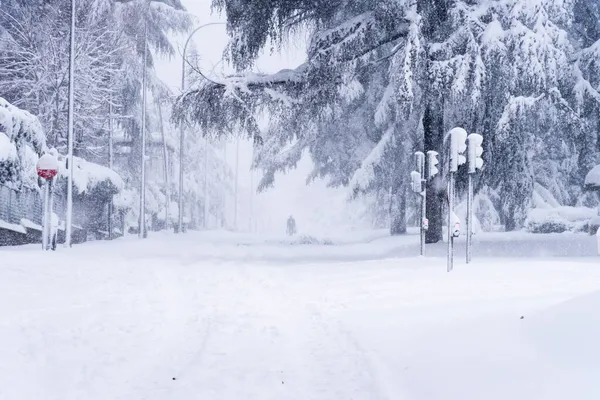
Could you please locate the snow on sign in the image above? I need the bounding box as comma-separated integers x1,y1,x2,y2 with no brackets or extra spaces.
36,153,59,179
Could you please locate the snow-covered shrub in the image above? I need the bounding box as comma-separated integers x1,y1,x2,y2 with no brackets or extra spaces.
588,216,600,235
0,97,45,187
285,235,334,246
526,207,597,233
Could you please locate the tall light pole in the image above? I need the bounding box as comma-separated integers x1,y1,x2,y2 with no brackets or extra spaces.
204,138,209,229
234,139,239,230
139,15,148,239
178,22,225,233
65,0,76,247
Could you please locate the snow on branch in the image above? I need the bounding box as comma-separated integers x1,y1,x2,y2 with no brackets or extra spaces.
349,127,393,195
0,97,46,154
174,10,411,134
309,12,411,65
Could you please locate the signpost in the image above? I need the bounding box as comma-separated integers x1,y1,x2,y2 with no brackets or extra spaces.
466,134,484,263
414,152,425,255
411,129,483,270
447,128,468,272
37,154,59,251
410,151,440,257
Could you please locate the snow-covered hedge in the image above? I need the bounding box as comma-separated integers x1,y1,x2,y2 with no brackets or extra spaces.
526,207,596,233
0,97,45,154
0,97,46,186
585,165,600,191
49,149,124,198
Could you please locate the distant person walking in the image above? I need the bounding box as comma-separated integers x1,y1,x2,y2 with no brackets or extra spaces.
286,215,297,236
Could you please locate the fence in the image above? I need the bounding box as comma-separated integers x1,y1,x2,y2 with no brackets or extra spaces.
0,182,126,244
0,184,43,228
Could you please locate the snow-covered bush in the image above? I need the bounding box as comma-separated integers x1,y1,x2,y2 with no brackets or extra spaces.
526,207,597,233
284,235,334,246
0,97,45,187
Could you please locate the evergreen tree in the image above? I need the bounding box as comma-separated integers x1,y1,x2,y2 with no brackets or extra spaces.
173,0,600,236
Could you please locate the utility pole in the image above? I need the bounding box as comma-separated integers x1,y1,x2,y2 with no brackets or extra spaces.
158,102,170,229
65,0,76,247
234,139,239,230
139,15,148,239
108,97,114,239
204,138,209,229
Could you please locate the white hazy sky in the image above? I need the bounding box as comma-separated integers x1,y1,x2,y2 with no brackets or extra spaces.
154,0,368,236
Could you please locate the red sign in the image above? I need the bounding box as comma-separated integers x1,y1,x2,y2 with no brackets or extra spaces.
37,168,58,179
36,154,59,180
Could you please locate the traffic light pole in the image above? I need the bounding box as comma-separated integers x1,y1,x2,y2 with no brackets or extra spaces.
466,172,473,264
420,183,426,256
466,133,483,264
415,152,426,256
447,171,455,272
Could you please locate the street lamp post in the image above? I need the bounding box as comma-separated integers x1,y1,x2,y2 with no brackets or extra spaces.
139,16,148,239
65,0,76,247
177,22,224,233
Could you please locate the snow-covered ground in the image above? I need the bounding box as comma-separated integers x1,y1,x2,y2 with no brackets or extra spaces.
1,230,600,399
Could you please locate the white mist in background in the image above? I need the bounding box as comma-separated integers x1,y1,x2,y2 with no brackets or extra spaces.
154,0,365,237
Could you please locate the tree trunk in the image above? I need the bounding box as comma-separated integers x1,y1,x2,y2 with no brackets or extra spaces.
505,205,516,231
424,102,445,243
390,181,407,235
425,179,445,243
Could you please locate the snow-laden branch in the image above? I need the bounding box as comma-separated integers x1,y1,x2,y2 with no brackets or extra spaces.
349,127,393,195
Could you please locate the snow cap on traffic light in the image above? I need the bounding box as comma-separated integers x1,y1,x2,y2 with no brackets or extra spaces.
467,133,484,173
449,127,468,172
410,170,422,193
427,150,439,179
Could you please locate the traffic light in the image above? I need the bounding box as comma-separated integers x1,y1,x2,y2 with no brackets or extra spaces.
467,133,484,173
427,150,439,179
450,212,460,238
410,170,423,193
415,151,425,177
449,127,468,172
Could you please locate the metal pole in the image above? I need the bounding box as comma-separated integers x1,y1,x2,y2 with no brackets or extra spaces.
249,167,254,233
447,172,454,272
139,16,148,239
158,103,170,229
108,99,114,240
177,22,225,234
234,139,239,230
177,58,185,233
466,173,473,263
65,0,76,248
421,183,426,256
48,179,54,250
204,138,209,229
42,180,49,250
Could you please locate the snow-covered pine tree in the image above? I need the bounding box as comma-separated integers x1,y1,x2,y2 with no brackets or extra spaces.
174,0,600,236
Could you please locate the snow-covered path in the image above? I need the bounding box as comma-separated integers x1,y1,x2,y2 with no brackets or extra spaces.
2,231,600,399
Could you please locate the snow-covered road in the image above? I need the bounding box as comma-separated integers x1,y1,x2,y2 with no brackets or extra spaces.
2,231,600,399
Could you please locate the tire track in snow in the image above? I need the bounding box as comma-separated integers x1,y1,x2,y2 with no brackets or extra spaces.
231,263,409,400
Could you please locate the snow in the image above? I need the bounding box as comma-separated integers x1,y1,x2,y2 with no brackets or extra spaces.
0,131,17,162
584,164,600,190
20,218,41,232
0,97,46,153
349,127,393,193
57,155,124,195
0,219,26,234
1,230,600,399
526,206,596,233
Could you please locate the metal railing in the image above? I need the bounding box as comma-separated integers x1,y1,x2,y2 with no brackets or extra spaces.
0,185,43,228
